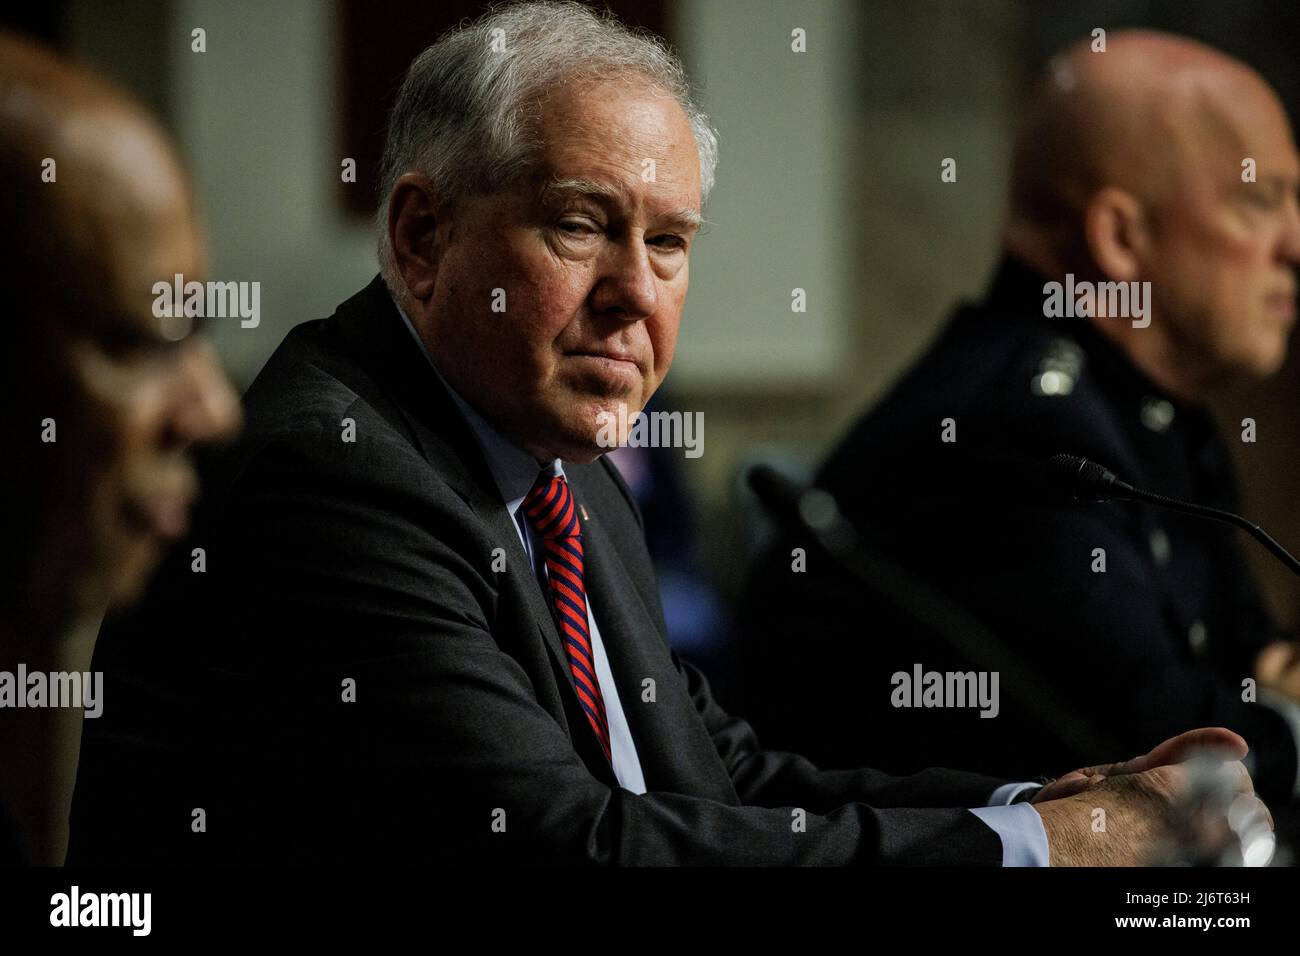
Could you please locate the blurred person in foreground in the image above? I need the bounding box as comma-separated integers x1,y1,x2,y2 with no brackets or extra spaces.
0,33,241,864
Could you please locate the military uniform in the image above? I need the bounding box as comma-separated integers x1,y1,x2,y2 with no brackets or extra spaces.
741,256,1300,800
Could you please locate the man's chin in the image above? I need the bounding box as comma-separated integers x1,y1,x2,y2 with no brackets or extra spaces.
565,412,626,462
106,537,165,610
538,406,639,464
1244,338,1290,379
514,387,650,462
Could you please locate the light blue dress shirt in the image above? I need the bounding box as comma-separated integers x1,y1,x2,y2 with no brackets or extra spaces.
393,299,1048,864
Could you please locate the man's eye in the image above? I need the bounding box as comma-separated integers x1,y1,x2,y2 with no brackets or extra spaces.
127,337,185,363
648,234,685,250
1245,190,1282,209
557,219,598,236
97,322,172,358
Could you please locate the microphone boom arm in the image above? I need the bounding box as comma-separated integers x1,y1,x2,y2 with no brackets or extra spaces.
1050,452,1300,580
1126,485,1300,579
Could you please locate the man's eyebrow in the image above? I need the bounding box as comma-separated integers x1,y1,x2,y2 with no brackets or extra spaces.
540,177,622,205
540,177,703,229
660,207,703,230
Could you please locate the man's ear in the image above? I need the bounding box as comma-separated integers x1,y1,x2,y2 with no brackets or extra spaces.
1083,186,1149,283
388,172,445,302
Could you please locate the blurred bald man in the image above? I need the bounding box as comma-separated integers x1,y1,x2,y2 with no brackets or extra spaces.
0,34,241,864
744,31,1300,801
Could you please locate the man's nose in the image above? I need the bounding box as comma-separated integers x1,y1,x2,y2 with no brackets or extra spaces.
590,237,658,321
170,339,242,448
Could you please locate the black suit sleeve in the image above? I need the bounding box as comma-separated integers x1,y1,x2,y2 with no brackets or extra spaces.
675,652,1010,812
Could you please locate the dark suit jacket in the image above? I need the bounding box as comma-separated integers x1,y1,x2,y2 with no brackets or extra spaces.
68,276,1008,865
742,256,1297,798
0,799,23,866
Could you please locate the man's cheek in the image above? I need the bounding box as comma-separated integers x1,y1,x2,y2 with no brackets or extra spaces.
656,339,677,379
652,326,678,381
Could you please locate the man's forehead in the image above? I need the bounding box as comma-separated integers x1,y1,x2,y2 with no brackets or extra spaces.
1190,76,1295,150
1169,95,1299,189
531,81,700,185
1206,134,1300,185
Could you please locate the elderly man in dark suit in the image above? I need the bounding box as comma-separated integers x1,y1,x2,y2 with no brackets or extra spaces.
70,3,1261,867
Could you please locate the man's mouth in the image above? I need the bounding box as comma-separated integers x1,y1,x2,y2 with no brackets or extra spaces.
564,351,644,387
123,491,195,540
568,349,641,368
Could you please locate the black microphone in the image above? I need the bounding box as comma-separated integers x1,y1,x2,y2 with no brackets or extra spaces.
1048,453,1135,501
1050,453,1300,579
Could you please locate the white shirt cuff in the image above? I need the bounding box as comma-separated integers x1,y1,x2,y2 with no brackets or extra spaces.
968,803,1050,866
987,781,1041,806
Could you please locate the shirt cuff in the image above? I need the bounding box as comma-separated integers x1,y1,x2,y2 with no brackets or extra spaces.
987,781,1042,805
968,803,1050,867
1258,689,1300,798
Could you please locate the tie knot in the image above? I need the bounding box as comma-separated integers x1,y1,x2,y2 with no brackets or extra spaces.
522,473,580,540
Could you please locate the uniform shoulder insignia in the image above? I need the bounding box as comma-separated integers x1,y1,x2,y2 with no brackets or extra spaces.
1030,337,1085,397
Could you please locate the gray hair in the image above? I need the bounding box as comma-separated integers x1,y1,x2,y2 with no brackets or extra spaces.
375,0,718,299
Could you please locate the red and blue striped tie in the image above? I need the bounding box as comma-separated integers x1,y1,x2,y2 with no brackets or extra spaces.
522,473,612,763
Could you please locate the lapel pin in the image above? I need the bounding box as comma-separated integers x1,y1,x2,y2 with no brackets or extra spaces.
580,503,589,521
